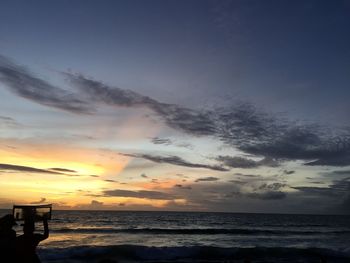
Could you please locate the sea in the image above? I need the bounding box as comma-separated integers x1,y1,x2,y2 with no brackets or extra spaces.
1,210,350,262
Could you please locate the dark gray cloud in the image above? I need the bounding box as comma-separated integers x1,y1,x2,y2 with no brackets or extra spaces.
245,191,286,200
0,116,14,122
140,173,148,178
66,74,350,167
174,184,192,190
328,170,350,176
104,179,118,183
292,177,350,213
227,189,286,200
121,153,229,171
0,163,62,174
238,124,350,167
150,137,193,149
283,170,295,175
0,115,20,127
103,189,175,200
65,73,217,136
217,156,259,168
0,163,84,177
256,182,287,191
195,177,219,182
293,186,338,197
0,55,93,114
50,168,77,173
3,57,350,167
65,72,156,108
217,155,279,168
30,198,46,204
151,137,173,145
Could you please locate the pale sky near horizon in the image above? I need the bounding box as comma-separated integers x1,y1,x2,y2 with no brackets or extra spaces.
0,0,349,214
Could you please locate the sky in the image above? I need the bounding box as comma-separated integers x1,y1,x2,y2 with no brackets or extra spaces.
0,0,349,214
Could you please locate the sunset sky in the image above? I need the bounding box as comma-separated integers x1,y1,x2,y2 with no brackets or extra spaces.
0,0,349,214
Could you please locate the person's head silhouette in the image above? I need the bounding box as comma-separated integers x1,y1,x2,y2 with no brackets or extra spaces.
0,214,17,230
23,220,35,235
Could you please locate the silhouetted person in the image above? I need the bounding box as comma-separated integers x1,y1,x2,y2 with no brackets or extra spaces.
16,218,49,263
0,214,17,263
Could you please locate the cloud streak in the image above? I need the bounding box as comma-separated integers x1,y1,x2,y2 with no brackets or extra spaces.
66,73,350,167
0,55,93,114
195,177,219,182
122,153,229,171
0,163,84,177
0,163,63,174
103,189,175,200
2,56,350,167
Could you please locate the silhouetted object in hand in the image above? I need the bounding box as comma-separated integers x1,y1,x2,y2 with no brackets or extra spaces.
0,214,17,263
16,218,49,263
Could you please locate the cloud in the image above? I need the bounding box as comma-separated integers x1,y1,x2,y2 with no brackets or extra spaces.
293,177,350,197
283,170,295,175
104,179,118,183
195,177,219,182
227,189,286,200
30,198,46,204
151,137,193,149
67,74,350,166
141,173,148,178
174,184,192,190
0,55,93,114
0,163,62,174
295,177,350,214
238,124,350,167
103,189,175,200
331,170,350,176
0,115,21,128
151,137,173,145
0,163,84,177
121,153,229,171
74,200,105,210
65,73,218,136
50,168,77,173
256,182,287,191
3,57,350,167
245,191,286,200
216,155,279,168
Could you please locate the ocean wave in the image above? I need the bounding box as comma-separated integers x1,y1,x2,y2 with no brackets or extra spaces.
39,245,350,262
51,227,350,236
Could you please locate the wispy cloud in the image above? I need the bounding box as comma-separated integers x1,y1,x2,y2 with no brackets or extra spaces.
216,155,279,168
30,197,47,204
292,177,350,198
0,163,62,174
2,56,350,167
49,168,77,173
0,163,83,176
0,55,93,114
121,153,229,171
174,184,192,190
195,177,219,182
66,73,350,167
103,189,175,200
0,115,21,128
292,177,350,213
151,137,173,145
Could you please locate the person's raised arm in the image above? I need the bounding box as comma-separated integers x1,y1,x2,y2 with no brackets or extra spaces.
42,218,49,240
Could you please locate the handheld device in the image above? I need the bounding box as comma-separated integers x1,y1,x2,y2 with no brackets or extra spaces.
13,204,52,221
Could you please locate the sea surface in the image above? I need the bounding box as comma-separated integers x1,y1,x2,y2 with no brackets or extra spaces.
1,210,350,262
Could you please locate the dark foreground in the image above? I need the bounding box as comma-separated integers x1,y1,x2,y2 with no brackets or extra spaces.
39,245,350,263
